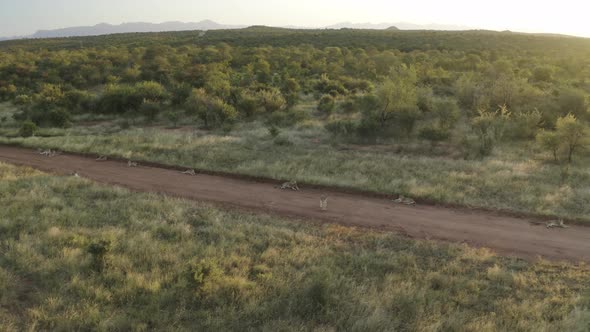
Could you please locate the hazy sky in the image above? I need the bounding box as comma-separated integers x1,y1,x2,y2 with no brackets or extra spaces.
1,0,589,37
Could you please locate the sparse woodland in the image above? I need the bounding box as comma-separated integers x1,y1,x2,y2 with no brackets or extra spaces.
1,29,589,155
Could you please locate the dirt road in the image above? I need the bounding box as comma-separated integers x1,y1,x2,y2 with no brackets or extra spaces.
1,145,588,263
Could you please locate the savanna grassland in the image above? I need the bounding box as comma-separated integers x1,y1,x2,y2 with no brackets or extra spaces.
1,162,589,331
0,28,589,222
1,28,590,330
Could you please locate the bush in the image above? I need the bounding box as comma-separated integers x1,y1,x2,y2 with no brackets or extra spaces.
87,240,111,273
318,94,335,114
470,106,511,157
265,109,308,127
47,108,71,128
186,259,223,296
258,89,286,113
536,130,560,162
267,125,280,138
64,90,95,112
237,91,260,117
394,107,421,137
325,119,358,138
507,110,542,140
14,94,32,106
432,97,460,130
97,84,142,114
165,110,181,128
356,116,382,143
419,126,450,144
140,100,161,123
97,81,168,115
19,121,37,137
314,76,348,96
538,114,588,163
170,83,192,106
340,98,356,113
532,66,553,82
135,81,169,103
185,88,238,129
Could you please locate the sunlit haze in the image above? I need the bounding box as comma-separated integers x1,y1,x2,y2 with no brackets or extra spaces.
1,0,589,38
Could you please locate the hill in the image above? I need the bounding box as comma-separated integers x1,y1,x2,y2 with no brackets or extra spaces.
4,20,244,40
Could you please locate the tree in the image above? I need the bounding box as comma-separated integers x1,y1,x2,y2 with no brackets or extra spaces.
557,88,588,120
556,114,587,163
432,97,460,130
34,84,65,110
204,67,231,99
254,58,272,83
134,81,168,103
185,88,238,129
98,84,142,114
536,130,560,162
375,65,418,128
470,106,511,157
282,78,301,106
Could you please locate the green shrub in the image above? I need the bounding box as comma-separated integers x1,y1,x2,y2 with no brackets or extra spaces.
318,94,335,114
266,109,307,127
87,240,111,273
537,114,588,163
19,121,37,137
187,259,223,296
258,89,286,113
165,110,181,128
185,88,238,129
14,94,32,106
237,91,260,117
357,116,382,143
419,126,450,144
47,108,71,128
506,110,542,140
325,119,358,138
267,125,280,138
470,106,511,157
340,98,356,113
140,100,161,124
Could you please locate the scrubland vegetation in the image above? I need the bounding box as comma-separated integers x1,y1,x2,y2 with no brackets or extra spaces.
1,97,589,223
1,29,589,224
0,162,589,330
1,28,590,330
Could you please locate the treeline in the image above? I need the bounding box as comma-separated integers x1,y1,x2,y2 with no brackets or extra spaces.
0,29,589,161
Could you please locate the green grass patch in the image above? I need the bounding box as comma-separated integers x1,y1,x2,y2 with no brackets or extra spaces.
1,120,589,223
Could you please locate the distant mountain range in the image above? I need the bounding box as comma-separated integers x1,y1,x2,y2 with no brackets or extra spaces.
0,20,476,41
0,20,245,40
324,22,471,31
